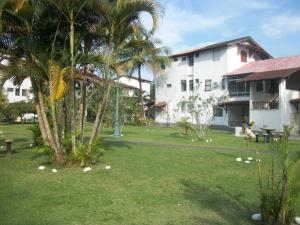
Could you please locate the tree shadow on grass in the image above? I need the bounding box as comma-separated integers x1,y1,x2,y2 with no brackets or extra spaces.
101,139,132,151
180,179,260,225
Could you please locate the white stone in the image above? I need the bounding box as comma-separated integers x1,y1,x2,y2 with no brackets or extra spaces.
191,139,194,142
295,217,300,225
205,139,209,143
0,146,3,149
29,144,33,147
236,157,242,162
0,131,3,134
251,213,262,221
245,160,250,164
209,139,212,142
38,166,45,170
256,159,261,163
52,169,58,173
121,134,123,137
105,165,111,170
83,167,92,172
247,157,253,161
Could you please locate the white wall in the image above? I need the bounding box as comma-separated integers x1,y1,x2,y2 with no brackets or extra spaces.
155,42,258,125
3,78,33,103
119,77,151,97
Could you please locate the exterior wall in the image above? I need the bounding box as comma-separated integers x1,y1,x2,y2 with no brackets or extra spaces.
155,42,257,125
280,79,299,133
250,79,300,133
2,78,33,103
118,76,151,98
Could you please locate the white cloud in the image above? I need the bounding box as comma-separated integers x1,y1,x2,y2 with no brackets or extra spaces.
262,15,300,38
141,3,230,53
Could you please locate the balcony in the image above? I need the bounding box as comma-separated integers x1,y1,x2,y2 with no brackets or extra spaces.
252,101,279,110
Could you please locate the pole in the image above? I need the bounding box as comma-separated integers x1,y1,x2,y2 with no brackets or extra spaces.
113,78,121,137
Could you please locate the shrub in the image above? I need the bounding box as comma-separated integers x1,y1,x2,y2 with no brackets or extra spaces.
28,125,44,147
256,125,300,225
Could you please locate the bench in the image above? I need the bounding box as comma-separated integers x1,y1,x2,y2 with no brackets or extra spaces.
253,131,268,143
271,132,285,142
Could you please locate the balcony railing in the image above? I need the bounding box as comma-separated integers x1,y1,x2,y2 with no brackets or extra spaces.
252,101,279,110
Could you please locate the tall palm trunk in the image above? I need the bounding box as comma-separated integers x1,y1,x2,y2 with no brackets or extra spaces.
138,64,146,123
79,76,86,143
31,78,64,164
69,11,77,156
87,83,111,154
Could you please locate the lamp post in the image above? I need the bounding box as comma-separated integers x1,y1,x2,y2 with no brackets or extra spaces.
113,78,121,137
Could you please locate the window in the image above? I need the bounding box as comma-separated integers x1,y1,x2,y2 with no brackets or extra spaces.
195,79,199,84
189,80,194,91
182,56,186,61
15,88,20,96
7,87,13,92
167,84,172,88
188,56,194,66
241,50,247,63
195,52,199,58
173,57,178,62
22,89,28,96
181,80,187,92
213,49,220,61
269,79,279,93
228,77,250,96
256,80,264,92
213,106,223,117
205,79,212,91
222,78,226,90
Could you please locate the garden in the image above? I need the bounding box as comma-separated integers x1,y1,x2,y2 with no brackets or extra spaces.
0,123,300,225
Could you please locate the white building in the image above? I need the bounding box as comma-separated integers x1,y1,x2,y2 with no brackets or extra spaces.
2,77,33,103
155,37,300,133
118,75,151,98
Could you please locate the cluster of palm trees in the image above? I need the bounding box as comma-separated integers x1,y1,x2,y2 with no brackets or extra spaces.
0,0,169,165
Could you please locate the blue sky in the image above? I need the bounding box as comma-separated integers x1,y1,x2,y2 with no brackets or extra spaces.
141,0,300,79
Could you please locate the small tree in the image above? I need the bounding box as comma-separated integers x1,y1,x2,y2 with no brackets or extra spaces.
256,125,300,225
176,117,193,135
177,94,219,140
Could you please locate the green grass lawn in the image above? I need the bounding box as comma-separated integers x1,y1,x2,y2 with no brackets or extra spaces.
0,123,299,225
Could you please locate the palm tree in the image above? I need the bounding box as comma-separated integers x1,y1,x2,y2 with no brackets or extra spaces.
86,0,161,154
0,0,66,164
124,33,170,123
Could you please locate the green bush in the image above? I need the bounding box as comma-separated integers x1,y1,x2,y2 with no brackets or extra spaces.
28,125,44,147
256,125,300,225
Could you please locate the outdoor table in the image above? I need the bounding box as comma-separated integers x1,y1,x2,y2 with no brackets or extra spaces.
261,128,275,143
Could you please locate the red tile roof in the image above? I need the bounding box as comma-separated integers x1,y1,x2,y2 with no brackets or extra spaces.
226,55,300,76
242,68,300,82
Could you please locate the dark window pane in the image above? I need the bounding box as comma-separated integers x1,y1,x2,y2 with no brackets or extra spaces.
188,56,194,66
181,80,187,91
7,88,14,92
195,79,199,84
15,88,20,96
173,57,177,62
241,50,247,62
222,78,225,89
182,56,186,61
189,80,194,91
256,81,263,92
167,84,172,88
213,106,223,117
22,89,28,96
